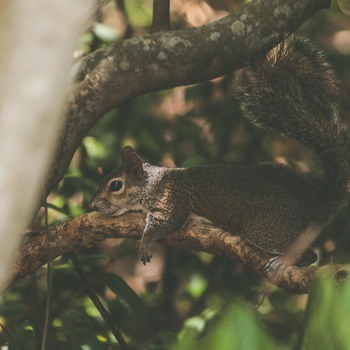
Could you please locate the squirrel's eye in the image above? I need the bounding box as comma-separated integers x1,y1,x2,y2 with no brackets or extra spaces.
109,180,123,192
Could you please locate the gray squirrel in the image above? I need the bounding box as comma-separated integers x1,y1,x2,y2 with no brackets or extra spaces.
90,35,350,277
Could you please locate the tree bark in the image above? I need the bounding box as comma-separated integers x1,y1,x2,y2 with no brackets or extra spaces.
44,0,331,198
10,211,349,294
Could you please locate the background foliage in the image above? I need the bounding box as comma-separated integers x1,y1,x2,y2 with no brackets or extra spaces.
1,0,350,349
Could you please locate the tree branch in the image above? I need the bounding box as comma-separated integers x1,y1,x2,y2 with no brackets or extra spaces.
10,211,349,294
44,0,331,198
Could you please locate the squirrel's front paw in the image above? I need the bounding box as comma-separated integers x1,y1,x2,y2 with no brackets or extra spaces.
136,240,152,265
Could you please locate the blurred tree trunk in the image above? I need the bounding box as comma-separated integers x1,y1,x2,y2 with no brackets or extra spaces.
0,0,95,291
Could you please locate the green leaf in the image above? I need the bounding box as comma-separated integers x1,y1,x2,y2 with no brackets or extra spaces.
186,274,208,298
9,323,35,350
174,303,275,350
92,22,119,43
208,303,274,350
304,276,350,349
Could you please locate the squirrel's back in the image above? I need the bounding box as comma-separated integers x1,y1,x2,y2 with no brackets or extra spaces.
235,35,350,214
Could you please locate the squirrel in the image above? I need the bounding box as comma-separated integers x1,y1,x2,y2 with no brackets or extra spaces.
90,34,350,279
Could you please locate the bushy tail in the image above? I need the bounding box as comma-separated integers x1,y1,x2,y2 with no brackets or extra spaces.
235,34,350,206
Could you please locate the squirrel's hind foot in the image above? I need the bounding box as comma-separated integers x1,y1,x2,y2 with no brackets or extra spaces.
264,249,317,283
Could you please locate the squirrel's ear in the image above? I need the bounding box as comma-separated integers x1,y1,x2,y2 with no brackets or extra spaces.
122,146,134,163
127,152,144,180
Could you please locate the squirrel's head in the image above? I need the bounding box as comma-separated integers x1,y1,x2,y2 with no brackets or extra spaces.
89,146,146,216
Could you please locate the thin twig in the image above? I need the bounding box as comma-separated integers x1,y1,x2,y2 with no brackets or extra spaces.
30,271,42,350
69,252,129,350
41,203,52,350
151,0,170,32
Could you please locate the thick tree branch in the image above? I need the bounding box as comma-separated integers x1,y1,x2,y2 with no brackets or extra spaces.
10,211,349,294
45,0,330,198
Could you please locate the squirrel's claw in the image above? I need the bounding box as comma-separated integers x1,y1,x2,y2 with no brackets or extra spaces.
263,256,288,283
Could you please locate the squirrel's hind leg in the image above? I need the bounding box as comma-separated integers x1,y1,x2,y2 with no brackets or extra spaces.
262,219,320,283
